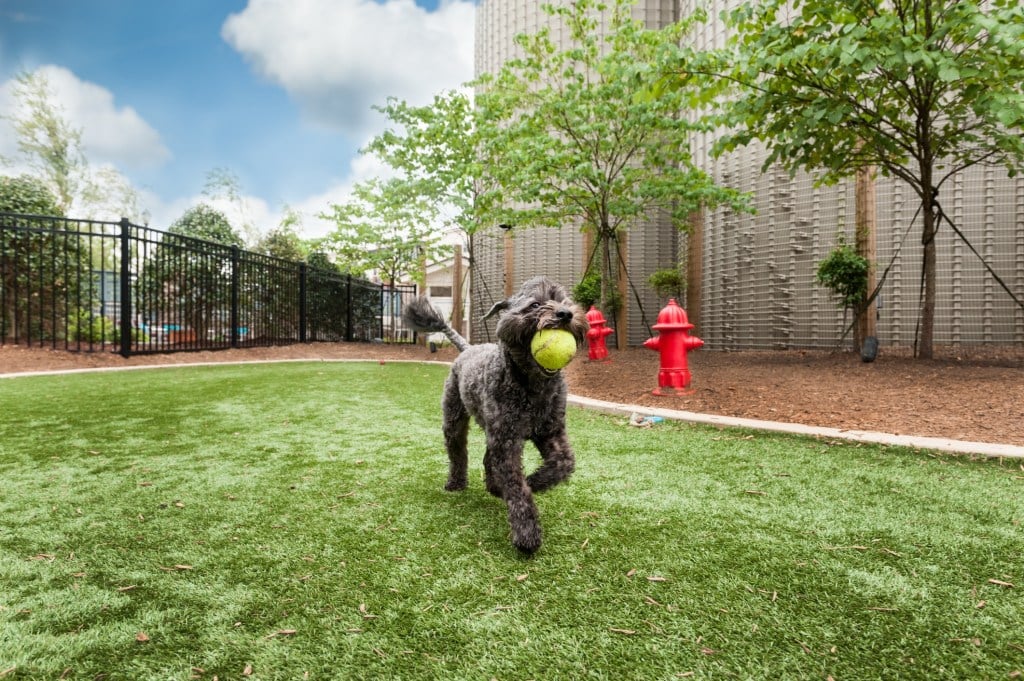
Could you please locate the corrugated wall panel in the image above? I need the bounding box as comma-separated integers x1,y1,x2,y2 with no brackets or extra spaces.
469,227,507,343
872,165,1024,349
699,156,857,351
1016,176,1024,345
511,226,584,297
476,0,1024,348
625,211,680,346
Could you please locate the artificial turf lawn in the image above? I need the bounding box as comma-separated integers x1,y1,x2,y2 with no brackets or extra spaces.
1,361,1022,680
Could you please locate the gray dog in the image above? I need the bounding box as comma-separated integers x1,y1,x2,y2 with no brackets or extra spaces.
402,276,590,554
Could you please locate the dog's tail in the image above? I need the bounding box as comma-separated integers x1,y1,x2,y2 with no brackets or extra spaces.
402,297,469,352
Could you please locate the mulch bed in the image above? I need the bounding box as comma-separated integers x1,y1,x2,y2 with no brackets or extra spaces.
2,341,1022,447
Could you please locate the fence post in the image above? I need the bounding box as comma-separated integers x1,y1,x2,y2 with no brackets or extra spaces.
345,275,353,342
119,218,132,358
230,245,240,348
380,284,386,342
299,263,307,343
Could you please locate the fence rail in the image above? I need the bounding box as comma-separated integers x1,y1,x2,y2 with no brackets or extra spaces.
0,213,416,356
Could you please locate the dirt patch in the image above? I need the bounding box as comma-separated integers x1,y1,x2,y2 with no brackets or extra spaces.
2,341,1022,447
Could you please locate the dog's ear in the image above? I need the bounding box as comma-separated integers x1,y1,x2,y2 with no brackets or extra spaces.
482,298,510,321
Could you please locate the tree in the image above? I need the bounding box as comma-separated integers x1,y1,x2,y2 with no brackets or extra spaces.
4,71,86,214
0,175,75,342
168,204,243,247
364,90,505,328
202,167,260,245
816,237,870,345
704,0,1024,358
322,178,450,341
366,91,497,241
0,173,63,216
139,204,243,341
473,0,747,334
3,70,144,221
254,224,306,262
320,177,447,288
647,267,686,302
306,249,337,272
81,165,149,224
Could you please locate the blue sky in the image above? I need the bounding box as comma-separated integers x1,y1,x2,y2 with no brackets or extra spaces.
0,0,475,238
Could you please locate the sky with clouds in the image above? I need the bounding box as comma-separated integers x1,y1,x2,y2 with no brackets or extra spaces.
0,0,476,239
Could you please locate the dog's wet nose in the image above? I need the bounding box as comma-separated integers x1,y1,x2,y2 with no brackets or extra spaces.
555,308,573,322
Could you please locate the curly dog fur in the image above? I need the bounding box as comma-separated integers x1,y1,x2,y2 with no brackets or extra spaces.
402,276,589,554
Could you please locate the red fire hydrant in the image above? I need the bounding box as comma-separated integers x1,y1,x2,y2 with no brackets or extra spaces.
585,306,614,361
643,299,703,395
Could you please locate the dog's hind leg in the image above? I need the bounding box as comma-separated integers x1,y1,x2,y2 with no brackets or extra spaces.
442,382,469,492
527,430,576,493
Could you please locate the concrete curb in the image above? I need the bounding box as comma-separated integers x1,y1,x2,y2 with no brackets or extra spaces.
568,395,1024,459
0,357,452,380
3,359,1020,459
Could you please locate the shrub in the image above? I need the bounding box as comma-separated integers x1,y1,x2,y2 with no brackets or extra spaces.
67,310,119,344
816,237,869,312
647,268,686,301
573,270,620,314
0,174,63,216
66,311,149,345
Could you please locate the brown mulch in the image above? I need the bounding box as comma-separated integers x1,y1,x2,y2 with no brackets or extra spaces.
2,341,1022,447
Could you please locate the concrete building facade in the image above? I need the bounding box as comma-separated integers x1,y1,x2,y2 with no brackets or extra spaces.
473,0,1024,350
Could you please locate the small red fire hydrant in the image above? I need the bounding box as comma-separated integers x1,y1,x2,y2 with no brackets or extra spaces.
585,306,614,361
643,298,703,395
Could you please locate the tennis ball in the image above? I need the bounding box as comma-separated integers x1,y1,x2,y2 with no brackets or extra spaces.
531,329,577,372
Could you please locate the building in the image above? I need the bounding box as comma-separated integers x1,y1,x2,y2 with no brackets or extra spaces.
473,0,1024,351
422,248,471,343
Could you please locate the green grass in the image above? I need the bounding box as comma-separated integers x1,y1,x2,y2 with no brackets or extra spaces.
1,361,1022,680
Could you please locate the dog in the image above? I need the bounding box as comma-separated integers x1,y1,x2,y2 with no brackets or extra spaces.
402,276,589,554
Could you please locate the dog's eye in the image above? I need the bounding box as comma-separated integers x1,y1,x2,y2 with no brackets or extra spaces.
528,302,541,310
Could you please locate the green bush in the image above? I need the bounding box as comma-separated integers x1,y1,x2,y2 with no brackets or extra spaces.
0,174,63,216
573,270,620,313
816,237,869,312
66,311,150,345
647,267,686,301
67,310,119,344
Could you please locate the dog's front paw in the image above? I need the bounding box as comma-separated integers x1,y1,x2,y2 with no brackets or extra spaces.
512,527,542,556
444,478,468,492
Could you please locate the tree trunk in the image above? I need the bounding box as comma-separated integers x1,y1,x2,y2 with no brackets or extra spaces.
686,209,703,329
615,233,627,350
918,191,938,359
599,227,613,323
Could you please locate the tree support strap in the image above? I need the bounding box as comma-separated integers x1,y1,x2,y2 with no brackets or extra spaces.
933,200,1024,314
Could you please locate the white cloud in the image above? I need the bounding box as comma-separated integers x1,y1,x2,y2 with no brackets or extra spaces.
0,65,171,172
288,150,396,240
142,190,275,240
222,0,475,136
136,144,391,244
0,80,28,169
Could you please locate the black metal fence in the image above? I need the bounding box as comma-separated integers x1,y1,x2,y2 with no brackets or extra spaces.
0,212,417,356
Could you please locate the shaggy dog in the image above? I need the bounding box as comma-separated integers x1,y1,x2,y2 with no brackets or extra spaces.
402,277,589,554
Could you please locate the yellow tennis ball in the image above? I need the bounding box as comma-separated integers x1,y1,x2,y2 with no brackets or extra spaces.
531,329,577,372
